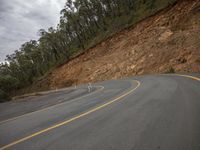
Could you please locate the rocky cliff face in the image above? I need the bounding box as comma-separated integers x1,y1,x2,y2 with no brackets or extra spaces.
34,0,200,90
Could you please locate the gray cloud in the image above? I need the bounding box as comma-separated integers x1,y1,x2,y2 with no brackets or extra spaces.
0,0,66,62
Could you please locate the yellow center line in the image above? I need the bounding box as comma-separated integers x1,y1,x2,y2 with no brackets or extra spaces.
174,74,200,81
0,86,104,125
161,74,200,82
0,80,140,150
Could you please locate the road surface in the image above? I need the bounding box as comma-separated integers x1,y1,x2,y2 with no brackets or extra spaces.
0,74,200,150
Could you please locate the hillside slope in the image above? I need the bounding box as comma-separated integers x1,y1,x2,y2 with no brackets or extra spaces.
35,0,200,90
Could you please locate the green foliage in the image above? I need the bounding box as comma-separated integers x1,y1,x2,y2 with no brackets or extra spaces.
0,0,177,101
0,75,19,91
0,89,10,102
0,75,19,102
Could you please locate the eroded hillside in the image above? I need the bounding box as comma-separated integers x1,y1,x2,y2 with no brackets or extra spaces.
35,0,200,90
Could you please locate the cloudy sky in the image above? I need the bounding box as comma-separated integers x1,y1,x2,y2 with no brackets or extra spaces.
0,0,66,62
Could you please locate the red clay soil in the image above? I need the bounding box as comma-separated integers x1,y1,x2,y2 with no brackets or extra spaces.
34,0,200,90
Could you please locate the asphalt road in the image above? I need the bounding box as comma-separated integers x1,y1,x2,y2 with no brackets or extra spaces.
0,74,200,150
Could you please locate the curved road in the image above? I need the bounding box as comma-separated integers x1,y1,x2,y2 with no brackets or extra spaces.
0,74,200,150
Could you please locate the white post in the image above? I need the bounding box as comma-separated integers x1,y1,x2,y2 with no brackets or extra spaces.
88,83,92,92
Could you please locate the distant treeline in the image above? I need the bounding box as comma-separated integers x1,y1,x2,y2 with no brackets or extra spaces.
0,0,177,102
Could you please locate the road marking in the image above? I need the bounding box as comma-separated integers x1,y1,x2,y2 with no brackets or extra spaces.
0,80,140,150
162,74,200,82
0,86,104,125
174,74,200,81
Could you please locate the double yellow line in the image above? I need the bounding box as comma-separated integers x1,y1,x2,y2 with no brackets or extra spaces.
0,80,140,150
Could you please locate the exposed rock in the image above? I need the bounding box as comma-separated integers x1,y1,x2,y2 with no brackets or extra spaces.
30,0,200,90
159,29,173,42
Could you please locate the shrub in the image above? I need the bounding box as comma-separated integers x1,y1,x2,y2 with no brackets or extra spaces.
165,67,175,73
0,89,10,102
0,75,19,91
0,75,19,102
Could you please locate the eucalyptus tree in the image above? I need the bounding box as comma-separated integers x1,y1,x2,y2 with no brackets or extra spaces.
0,0,178,101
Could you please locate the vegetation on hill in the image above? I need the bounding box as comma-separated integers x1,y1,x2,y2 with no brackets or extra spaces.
0,0,177,102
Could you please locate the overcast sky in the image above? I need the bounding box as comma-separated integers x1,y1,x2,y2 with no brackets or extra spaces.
0,0,66,62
